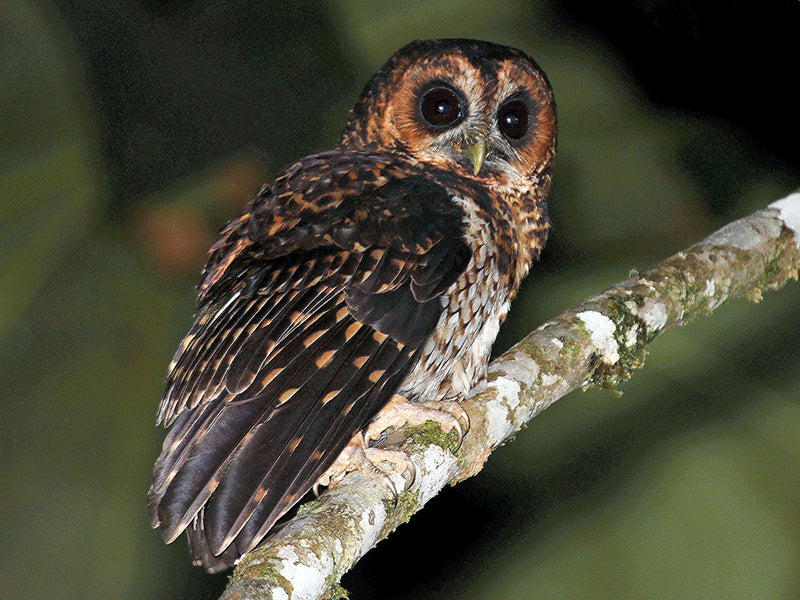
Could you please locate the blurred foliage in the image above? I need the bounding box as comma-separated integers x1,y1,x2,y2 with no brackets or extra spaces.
0,1,798,600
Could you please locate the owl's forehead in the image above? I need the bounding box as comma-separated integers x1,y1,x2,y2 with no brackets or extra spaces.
392,49,545,104
410,51,496,74
399,52,497,92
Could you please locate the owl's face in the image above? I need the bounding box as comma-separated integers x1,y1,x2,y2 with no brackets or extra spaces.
339,39,556,184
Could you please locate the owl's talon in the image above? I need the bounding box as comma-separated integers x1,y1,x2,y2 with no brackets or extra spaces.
429,399,470,450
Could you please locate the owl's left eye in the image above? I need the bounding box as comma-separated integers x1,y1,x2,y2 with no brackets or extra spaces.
419,86,464,128
497,99,529,140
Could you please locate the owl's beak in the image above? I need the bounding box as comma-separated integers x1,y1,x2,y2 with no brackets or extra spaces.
464,138,487,175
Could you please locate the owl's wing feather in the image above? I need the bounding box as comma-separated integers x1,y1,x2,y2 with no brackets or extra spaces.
148,154,471,570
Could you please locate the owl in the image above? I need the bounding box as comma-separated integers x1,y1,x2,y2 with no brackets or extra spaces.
149,38,556,572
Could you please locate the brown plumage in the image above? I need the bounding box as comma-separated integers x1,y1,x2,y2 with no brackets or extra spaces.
149,38,556,572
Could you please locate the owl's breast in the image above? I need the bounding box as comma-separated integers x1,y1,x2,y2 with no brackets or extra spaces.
397,192,519,402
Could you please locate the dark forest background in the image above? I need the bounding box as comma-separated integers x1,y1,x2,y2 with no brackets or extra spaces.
2,1,799,599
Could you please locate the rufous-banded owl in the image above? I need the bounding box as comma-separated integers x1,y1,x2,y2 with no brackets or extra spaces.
149,38,556,572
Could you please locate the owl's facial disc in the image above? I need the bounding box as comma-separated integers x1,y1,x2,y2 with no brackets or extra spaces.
343,44,555,182
415,81,485,173
406,74,534,178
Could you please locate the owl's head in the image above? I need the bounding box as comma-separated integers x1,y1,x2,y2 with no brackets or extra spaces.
339,39,556,184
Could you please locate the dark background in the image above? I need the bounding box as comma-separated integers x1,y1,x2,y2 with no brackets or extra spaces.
2,1,799,599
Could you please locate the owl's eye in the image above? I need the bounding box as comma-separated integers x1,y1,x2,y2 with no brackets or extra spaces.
497,99,529,140
419,86,464,128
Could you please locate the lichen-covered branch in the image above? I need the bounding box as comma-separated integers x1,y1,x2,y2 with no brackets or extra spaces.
220,191,800,600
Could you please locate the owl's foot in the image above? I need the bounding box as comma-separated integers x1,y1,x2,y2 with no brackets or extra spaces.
312,395,469,499
313,434,415,500
364,394,470,451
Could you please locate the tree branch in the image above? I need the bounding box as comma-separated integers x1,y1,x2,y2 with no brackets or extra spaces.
219,190,800,600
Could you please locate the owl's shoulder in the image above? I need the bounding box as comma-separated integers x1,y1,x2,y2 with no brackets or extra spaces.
198,148,473,300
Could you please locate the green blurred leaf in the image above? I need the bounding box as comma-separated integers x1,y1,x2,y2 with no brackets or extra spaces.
0,0,105,341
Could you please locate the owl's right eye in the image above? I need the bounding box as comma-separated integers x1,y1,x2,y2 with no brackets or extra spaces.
419,86,464,128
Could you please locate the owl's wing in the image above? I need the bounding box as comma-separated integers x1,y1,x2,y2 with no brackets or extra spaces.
148,153,471,571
